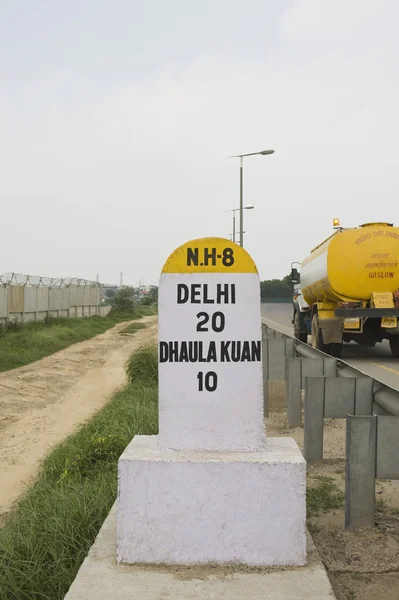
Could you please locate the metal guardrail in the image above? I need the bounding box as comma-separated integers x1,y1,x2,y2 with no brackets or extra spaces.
261,317,399,416
262,318,399,530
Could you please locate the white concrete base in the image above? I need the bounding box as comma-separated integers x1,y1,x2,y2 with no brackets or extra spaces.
65,504,336,600
117,435,306,567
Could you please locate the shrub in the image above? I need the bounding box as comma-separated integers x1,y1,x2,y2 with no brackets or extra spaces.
125,344,158,385
114,287,135,311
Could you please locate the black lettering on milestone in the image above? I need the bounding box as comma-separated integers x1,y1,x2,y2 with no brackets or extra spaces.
189,341,198,362
251,341,261,361
231,341,241,362
177,284,189,304
169,341,179,362
207,342,217,362
191,284,201,303
187,248,199,266
179,342,188,362
217,284,229,304
241,342,251,361
203,284,214,304
198,341,206,362
220,341,231,362
204,247,217,266
159,341,168,362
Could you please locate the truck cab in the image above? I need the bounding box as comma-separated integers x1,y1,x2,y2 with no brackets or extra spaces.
291,266,310,343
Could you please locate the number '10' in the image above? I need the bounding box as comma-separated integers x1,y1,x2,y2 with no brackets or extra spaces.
197,371,218,392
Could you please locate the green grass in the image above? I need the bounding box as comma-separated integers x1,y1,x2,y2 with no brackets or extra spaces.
307,476,344,517
0,306,157,372
119,321,148,335
125,344,158,385
0,345,158,600
376,497,399,516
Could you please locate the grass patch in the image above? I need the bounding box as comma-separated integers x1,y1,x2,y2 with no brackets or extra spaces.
307,476,344,517
0,305,157,372
125,344,158,385
0,345,158,600
376,497,399,516
119,321,148,335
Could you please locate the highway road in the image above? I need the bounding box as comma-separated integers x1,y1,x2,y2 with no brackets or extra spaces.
261,302,399,390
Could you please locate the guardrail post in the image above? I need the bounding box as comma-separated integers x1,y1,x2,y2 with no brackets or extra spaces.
345,415,376,530
287,358,302,427
376,416,399,479
354,378,373,415
304,376,325,462
323,358,337,377
268,338,286,380
301,358,324,387
324,377,355,418
285,337,295,359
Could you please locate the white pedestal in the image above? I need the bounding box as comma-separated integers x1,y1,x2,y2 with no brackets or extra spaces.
117,435,306,567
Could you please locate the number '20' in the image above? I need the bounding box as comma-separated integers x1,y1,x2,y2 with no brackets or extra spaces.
196,311,225,332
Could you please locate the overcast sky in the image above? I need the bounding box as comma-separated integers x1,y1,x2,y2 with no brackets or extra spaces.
1,0,398,286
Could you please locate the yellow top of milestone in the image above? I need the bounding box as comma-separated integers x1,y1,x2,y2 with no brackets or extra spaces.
162,237,258,274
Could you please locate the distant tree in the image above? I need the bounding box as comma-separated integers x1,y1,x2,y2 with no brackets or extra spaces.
114,286,135,311
260,274,292,301
148,286,158,303
105,289,116,298
140,295,153,306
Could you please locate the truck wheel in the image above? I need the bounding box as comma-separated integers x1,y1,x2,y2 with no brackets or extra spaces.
390,336,399,358
311,314,329,353
294,311,308,343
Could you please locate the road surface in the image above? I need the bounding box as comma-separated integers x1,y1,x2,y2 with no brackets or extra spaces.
261,303,399,390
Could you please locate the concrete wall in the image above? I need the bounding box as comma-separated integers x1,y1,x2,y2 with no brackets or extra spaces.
0,284,105,324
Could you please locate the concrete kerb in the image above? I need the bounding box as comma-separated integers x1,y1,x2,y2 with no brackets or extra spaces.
64,503,336,600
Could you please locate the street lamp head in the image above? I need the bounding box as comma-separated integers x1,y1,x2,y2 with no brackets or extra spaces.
227,149,275,158
244,205,255,210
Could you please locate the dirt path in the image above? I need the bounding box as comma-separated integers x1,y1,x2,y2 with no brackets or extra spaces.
267,382,399,600
0,316,158,517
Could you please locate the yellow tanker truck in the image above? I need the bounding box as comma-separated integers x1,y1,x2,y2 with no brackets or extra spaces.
291,220,399,357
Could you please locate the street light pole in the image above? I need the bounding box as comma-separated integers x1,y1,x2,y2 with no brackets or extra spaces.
227,149,275,247
226,206,254,243
239,157,243,247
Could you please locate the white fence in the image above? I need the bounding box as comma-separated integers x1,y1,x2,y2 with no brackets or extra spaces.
0,284,111,324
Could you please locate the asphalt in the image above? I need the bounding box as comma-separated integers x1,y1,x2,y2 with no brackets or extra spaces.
261,302,399,391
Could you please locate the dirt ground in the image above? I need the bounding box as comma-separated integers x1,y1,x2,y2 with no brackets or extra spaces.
0,316,158,519
267,381,399,600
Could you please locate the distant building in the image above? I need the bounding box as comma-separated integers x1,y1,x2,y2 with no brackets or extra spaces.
100,284,118,299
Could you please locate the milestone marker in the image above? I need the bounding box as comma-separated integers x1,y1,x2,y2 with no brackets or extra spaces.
117,237,306,567
158,237,266,452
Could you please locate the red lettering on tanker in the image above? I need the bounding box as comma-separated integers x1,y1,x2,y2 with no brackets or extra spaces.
373,230,399,240
355,233,372,245
369,272,395,279
356,230,399,245
364,256,398,269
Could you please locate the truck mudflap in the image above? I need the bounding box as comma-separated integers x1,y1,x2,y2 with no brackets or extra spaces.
319,316,344,344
